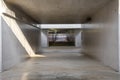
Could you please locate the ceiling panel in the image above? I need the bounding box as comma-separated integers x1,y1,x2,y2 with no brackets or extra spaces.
5,0,111,23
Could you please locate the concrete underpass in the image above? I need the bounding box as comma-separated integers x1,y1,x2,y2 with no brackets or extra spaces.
0,0,120,80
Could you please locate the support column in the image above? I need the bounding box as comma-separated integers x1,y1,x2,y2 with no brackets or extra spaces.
0,16,2,72
0,0,2,72
41,29,48,48
75,30,81,48
118,0,120,73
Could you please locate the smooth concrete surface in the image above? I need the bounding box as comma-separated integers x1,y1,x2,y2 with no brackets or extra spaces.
12,4,41,52
0,16,2,72
82,0,119,71
0,0,39,71
0,52,119,80
41,30,48,48
5,0,110,23
2,17,29,71
75,30,82,47
40,24,82,29
119,0,120,71
40,47,82,53
19,23,40,52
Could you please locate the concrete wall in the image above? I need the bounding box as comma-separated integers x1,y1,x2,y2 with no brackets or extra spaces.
75,30,81,47
11,6,41,53
82,0,119,71
1,19,40,71
0,0,41,71
2,17,29,71
119,0,120,72
0,16,2,72
41,30,48,48
18,23,40,52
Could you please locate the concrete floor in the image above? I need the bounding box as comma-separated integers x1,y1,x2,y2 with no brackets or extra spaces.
0,52,120,80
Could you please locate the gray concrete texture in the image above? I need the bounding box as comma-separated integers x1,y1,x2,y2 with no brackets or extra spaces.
0,52,119,80
82,0,119,71
5,0,110,23
41,30,48,48
1,17,29,71
1,17,40,71
1,0,120,75
19,22,40,52
40,47,82,53
12,6,41,52
1,0,41,71
0,16,2,72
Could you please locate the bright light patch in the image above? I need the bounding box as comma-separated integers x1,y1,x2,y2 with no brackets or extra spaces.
1,0,45,58
0,0,5,15
0,8,5,15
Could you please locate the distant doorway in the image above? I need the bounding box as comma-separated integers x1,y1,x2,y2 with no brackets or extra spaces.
48,29,75,46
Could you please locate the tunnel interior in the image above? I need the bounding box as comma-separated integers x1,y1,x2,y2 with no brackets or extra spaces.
0,0,120,76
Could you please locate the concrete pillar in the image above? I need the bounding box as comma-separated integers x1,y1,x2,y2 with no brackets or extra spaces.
41,29,48,48
75,30,81,48
38,29,41,51
0,16,2,72
118,0,120,73
0,0,2,72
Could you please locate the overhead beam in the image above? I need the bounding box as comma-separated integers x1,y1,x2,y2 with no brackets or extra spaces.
40,24,82,29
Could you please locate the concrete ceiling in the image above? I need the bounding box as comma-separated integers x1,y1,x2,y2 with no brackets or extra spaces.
5,0,111,24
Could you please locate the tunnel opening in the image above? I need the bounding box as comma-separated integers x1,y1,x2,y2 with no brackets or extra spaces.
48,29,75,47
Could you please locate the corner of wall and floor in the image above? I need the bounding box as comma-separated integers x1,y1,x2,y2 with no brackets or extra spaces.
0,0,41,72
